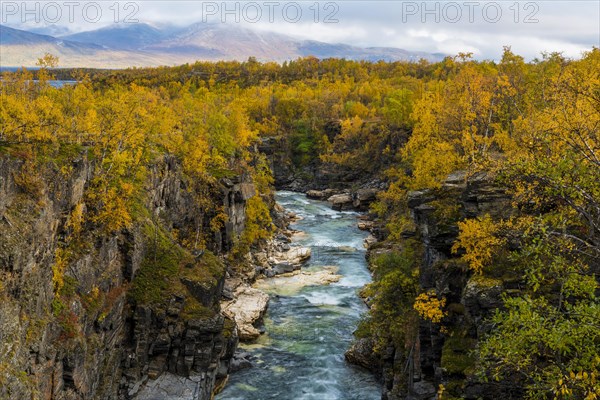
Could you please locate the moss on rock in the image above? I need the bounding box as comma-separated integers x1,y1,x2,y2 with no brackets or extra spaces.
441,335,477,376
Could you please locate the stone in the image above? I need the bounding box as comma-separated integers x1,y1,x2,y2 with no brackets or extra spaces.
268,246,311,267
345,338,381,372
135,372,202,400
363,235,377,248
253,267,341,296
408,380,437,399
406,189,434,208
444,170,468,185
463,276,504,311
180,275,224,308
327,193,353,211
230,351,253,372
306,188,339,200
230,358,252,372
221,286,269,341
357,220,375,231
352,188,378,211
273,262,298,275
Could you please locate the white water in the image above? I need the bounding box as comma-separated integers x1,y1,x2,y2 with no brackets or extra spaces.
217,191,380,400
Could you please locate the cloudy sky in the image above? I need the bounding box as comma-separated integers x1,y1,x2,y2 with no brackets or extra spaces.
3,1,599,60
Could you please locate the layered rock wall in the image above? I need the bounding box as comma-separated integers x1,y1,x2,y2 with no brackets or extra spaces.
348,171,515,400
0,153,252,399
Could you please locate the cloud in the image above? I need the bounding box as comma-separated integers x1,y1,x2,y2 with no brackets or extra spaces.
2,0,598,60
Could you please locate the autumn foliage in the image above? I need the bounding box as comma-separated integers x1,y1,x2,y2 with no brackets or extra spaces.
1,48,599,398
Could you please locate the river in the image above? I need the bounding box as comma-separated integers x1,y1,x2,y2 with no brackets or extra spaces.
217,191,380,400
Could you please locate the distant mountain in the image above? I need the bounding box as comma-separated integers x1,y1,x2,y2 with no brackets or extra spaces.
0,23,445,68
0,25,167,68
0,25,90,48
0,24,112,67
146,23,300,60
63,23,172,51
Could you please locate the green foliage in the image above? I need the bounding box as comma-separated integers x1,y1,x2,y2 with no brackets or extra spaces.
382,88,414,128
289,120,316,166
234,194,274,258
441,335,477,376
359,244,420,352
181,298,216,321
128,223,185,305
479,296,600,399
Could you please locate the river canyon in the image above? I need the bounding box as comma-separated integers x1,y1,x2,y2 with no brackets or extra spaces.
217,191,380,400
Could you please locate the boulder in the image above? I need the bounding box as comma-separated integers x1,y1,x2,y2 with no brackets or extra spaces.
221,286,269,341
306,188,339,200
352,188,378,211
363,235,377,248
345,338,381,372
230,351,253,372
268,246,311,267
273,262,298,275
327,193,353,211
357,220,375,231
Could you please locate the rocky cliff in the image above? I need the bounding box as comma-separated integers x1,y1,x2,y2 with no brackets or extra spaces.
347,171,517,400
0,152,255,400
402,171,514,400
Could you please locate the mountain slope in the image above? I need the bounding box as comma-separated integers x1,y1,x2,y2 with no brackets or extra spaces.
0,24,100,50
0,23,445,67
0,25,175,68
63,23,171,51
146,23,300,60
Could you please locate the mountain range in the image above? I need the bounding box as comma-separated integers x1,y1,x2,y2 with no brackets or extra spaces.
0,23,444,68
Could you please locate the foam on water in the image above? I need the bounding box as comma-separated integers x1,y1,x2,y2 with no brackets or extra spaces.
300,291,344,306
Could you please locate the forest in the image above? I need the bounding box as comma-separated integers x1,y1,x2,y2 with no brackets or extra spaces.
1,48,599,399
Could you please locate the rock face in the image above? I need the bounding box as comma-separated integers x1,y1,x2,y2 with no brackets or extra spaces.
125,310,237,399
219,178,256,253
135,373,214,400
348,171,514,400
1,155,127,400
0,154,252,400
